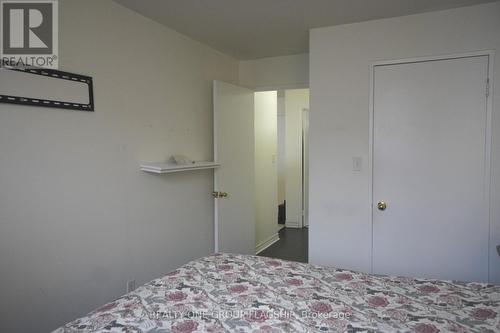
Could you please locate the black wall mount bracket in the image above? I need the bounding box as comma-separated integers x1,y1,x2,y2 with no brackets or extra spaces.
0,61,94,112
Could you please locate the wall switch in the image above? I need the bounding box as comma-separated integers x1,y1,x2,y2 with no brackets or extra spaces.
127,279,136,293
352,157,362,172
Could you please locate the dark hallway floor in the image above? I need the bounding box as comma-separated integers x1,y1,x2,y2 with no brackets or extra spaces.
258,227,308,263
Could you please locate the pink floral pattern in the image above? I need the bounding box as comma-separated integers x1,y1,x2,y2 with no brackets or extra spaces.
166,291,188,302
172,320,198,333
367,296,389,308
414,323,440,333
472,308,497,321
53,253,500,332
228,284,248,293
310,302,333,313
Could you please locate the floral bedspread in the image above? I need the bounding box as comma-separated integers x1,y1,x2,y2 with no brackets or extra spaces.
54,253,500,333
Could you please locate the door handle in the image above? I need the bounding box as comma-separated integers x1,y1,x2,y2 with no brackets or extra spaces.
212,191,228,198
377,201,387,211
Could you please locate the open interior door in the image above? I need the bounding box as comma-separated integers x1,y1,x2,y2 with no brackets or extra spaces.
213,81,255,254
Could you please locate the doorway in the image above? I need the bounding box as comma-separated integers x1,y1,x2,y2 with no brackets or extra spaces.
256,89,310,262
213,82,310,262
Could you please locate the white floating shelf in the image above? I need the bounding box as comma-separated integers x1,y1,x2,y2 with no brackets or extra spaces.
140,162,220,174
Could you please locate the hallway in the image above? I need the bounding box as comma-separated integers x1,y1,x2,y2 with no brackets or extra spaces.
258,227,308,263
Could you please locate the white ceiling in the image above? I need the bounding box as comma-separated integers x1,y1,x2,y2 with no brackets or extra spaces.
113,0,497,59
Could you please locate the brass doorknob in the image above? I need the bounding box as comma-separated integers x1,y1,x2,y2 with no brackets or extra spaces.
212,191,228,198
377,201,387,211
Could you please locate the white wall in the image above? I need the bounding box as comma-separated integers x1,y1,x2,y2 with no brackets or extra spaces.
239,54,309,91
309,2,500,283
254,91,280,252
285,89,310,228
0,1,238,332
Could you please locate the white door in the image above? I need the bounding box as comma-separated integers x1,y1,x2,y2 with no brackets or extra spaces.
213,81,255,254
372,55,490,282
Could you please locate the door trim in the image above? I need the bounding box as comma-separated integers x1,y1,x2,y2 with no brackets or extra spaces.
368,51,494,279
213,80,220,253
302,108,310,228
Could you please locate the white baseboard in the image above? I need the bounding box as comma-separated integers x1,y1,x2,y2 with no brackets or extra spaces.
255,233,280,254
285,220,300,228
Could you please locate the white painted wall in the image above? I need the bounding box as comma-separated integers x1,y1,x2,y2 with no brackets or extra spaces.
254,91,280,252
285,89,310,228
239,54,309,91
0,1,238,332
309,2,500,283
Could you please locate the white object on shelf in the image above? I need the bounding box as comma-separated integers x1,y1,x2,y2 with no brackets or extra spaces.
140,162,220,174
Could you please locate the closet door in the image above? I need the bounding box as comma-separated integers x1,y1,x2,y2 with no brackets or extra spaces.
372,55,490,282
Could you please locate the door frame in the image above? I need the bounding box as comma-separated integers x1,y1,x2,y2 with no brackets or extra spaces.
213,80,220,253
368,50,494,277
302,108,310,228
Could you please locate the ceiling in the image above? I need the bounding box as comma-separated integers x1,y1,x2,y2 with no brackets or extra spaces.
113,0,497,60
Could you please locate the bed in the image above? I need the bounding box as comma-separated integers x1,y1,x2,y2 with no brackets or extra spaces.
54,253,500,332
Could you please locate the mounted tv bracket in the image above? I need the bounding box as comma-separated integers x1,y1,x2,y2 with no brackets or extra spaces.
0,60,94,111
